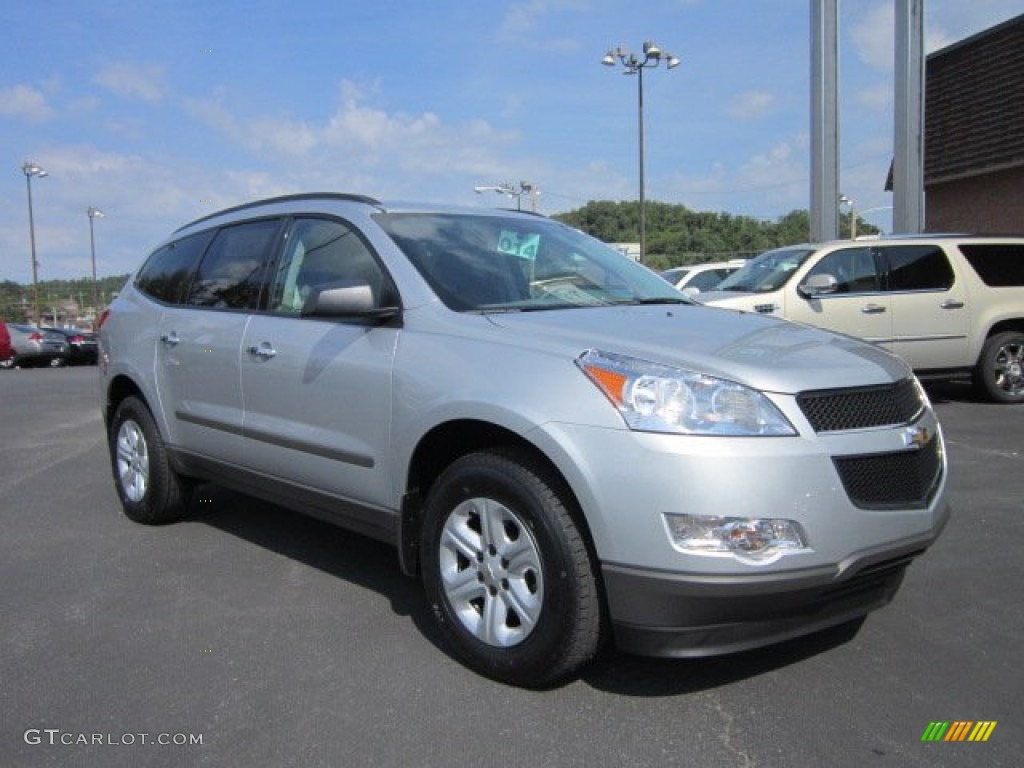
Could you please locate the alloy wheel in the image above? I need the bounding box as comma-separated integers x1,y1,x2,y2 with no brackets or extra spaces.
438,497,544,648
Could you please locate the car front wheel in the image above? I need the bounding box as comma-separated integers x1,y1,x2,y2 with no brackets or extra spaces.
420,448,603,688
974,331,1024,403
109,396,191,524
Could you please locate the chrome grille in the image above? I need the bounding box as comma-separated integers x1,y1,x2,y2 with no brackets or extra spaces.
797,378,923,433
833,437,942,509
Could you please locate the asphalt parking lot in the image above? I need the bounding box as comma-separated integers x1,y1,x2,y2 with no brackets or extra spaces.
1,366,1020,767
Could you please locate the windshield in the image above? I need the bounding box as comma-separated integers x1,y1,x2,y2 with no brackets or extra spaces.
714,246,816,293
376,213,688,312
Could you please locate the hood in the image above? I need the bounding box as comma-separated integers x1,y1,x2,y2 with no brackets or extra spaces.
481,303,908,393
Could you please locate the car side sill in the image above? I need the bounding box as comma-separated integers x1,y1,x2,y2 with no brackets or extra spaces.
168,448,399,546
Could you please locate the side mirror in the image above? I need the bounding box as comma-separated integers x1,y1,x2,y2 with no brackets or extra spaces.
798,273,839,298
302,281,400,322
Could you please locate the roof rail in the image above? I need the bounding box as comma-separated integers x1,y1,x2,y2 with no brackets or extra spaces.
174,192,383,232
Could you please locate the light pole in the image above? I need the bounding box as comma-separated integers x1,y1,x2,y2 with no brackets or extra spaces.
474,181,538,212
22,162,48,325
839,194,857,239
87,207,105,323
602,41,680,264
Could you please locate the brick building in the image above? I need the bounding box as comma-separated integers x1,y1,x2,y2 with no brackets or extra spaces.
924,14,1024,233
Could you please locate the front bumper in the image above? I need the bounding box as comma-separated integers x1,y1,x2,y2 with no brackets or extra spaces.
604,505,949,657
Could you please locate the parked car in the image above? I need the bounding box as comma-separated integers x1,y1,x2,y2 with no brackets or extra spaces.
0,322,12,365
697,235,1024,403
660,259,746,294
1,323,69,368
99,194,949,687
42,327,98,365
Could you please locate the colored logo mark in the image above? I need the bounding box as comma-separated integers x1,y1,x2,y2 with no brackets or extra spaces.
921,721,997,742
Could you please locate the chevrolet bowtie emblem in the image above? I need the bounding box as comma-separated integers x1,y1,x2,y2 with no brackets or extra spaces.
904,426,932,449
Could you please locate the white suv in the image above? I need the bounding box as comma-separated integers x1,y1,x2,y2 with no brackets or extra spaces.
699,236,1024,403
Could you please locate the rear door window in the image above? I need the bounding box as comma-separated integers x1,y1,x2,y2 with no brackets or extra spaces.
185,219,281,309
881,245,954,291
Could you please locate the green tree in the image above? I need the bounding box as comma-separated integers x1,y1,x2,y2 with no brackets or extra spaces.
554,201,879,267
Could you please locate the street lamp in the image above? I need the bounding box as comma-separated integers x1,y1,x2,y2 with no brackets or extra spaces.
839,193,856,239
474,181,538,212
22,161,48,325
602,41,680,264
87,207,105,322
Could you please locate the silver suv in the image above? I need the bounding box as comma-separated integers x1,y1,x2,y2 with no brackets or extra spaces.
99,194,950,687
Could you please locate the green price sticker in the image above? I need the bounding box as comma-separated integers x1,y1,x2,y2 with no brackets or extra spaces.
498,230,540,261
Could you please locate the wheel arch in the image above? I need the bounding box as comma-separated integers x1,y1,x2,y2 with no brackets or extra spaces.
104,374,147,431
397,419,601,590
985,317,1024,339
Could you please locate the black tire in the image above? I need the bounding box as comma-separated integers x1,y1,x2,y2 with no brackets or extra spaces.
973,331,1024,403
420,448,602,688
109,396,191,524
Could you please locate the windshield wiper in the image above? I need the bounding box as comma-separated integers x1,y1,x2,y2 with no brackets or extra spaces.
613,296,692,306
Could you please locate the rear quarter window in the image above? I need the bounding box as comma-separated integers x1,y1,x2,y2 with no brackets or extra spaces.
958,244,1024,287
136,230,214,304
184,219,280,309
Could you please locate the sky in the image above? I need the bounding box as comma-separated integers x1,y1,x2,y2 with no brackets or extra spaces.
1,0,1021,285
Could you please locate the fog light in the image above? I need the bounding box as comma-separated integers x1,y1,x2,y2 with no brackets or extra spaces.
665,513,808,564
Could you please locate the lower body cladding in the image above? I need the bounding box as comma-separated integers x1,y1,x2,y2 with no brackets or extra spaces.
603,518,948,657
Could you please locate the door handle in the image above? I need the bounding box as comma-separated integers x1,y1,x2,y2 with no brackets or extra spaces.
159,331,180,346
941,299,965,309
861,304,887,314
247,342,277,359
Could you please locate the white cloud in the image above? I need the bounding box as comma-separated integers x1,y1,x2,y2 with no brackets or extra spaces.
0,84,56,121
182,96,242,141
658,136,811,217
498,0,587,51
499,0,589,36
924,0,1024,52
738,139,807,193
93,61,165,102
727,90,776,121
187,81,522,183
247,117,318,158
850,3,893,72
855,83,892,112
850,1,1022,67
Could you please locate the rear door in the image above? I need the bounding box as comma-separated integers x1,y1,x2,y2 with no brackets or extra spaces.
240,216,400,521
879,244,968,370
155,219,282,464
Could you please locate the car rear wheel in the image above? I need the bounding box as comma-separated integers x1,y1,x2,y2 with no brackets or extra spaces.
110,396,191,524
974,331,1024,403
420,448,603,688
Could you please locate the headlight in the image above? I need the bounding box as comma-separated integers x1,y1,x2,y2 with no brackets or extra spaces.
577,349,795,436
